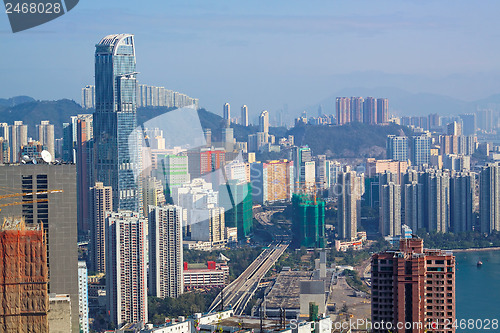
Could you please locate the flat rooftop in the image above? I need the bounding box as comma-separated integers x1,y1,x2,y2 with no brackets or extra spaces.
265,271,312,309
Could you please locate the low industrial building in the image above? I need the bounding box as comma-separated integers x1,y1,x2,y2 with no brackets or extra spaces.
183,261,229,290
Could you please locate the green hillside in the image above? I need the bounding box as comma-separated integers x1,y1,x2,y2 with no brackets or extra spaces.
0,99,266,141
287,122,412,158
0,98,408,159
0,99,86,137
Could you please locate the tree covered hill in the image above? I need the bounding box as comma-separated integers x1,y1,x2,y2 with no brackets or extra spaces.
0,98,270,141
287,122,412,158
0,96,35,108
0,98,412,160
0,99,85,137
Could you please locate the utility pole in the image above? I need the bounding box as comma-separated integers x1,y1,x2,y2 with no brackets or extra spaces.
259,305,263,333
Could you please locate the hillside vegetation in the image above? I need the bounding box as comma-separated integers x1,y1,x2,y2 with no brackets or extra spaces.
0,98,412,158
0,99,85,137
287,122,412,158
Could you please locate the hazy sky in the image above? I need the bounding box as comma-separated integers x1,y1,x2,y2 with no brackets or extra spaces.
2,0,500,119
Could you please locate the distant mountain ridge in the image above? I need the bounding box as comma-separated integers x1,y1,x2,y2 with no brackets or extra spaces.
0,98,85,137
300,87,500,118
0,97,265,140
1,91,499,141
0,96,35,107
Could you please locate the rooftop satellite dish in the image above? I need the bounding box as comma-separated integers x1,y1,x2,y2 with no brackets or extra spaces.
41,150,52,164
22,155,30,162
32,158,37,165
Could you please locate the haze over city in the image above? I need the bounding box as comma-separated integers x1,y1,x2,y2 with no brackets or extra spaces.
3,0,500,117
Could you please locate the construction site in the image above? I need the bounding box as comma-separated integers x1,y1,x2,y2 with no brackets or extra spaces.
0,217,49,333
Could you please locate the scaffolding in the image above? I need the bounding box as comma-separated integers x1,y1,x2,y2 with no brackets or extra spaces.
0,217,49,333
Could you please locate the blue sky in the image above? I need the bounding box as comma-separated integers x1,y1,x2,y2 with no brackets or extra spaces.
1,0,500,120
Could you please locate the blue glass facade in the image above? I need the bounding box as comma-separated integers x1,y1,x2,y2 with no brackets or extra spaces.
94,34,141,212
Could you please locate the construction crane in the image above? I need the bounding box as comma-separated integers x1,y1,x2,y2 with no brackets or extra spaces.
0,190,63,212
0,189,63,200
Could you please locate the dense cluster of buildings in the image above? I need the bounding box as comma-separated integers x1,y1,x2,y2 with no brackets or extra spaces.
3,32,500,333
0,120,55,163
82,84,199,110
336,97,389,125
368,117,500,239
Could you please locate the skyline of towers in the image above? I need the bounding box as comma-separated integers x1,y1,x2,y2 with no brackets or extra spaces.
93,33,141,212
0,30,495,331
376,168,476,236
105,211,148,326
148,205,184,299
83,84,199,110
336,96,389,126
137,84,198,109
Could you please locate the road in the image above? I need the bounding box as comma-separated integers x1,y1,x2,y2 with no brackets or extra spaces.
254,209,282,226
254,209,291,242
208,241,289,315
329,276,371,322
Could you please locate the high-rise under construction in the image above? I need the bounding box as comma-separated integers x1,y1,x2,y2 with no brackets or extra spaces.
0,218,49,333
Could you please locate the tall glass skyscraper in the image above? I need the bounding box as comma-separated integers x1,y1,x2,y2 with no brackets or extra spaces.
94,34,141,212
